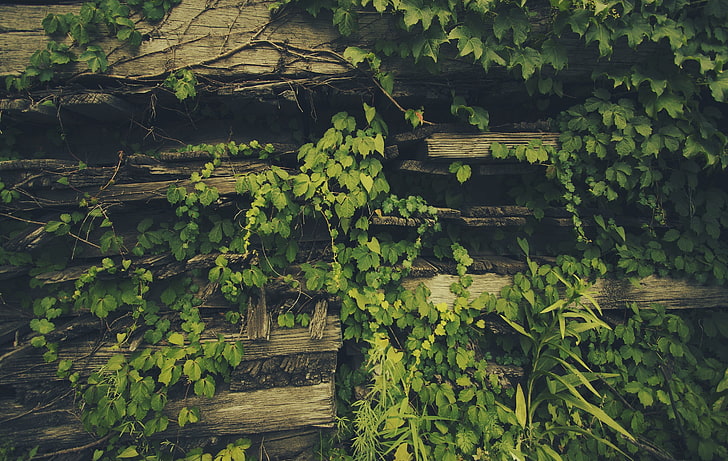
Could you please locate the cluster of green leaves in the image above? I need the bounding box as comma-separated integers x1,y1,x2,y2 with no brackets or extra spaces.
12,101,727,461
279,0,728,287
580,305,728,460
19,141,298,458
17,106,429,458
164,69,198,101
328,236,653,461
5,0,181,91
27,248,246,458
8,0,728,458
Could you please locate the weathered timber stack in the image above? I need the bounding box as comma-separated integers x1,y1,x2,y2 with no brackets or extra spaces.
2,0,728,459
380,129,728,312
0,153,341,459
2,124,728,457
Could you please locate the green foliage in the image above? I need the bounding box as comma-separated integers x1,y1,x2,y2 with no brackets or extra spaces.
580,306,728,460
5,0,172,91
6,0,728,458
164,69,198,101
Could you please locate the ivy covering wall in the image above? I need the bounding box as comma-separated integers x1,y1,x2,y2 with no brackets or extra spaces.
1,0,728,460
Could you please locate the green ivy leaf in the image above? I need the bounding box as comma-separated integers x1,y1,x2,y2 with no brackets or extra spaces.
663,229,680,242
449,26,484,60
585,21,613,57
194,376,216,398
183,359,203,381
411,30,447,63
79,45,108,73
343,46,369,67
509,47,542,80
717,368,728,392
541,39,568,71
30,318,55,334
708,71,728,102
222,342,244,367
333,8,356,36
117,447,139,458
168,332,185,346
360,173,374,193
515,383,527,428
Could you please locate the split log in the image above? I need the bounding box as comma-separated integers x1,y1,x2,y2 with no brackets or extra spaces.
246,288,271,341
0,0,354,80
308,298,328,340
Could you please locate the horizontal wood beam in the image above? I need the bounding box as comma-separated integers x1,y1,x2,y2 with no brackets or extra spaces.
425,132,560,160
397,159,543,176
403,272,728,310
0,381,335,453
0,314,342,386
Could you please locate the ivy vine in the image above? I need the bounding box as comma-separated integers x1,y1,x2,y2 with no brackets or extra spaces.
2,0,728,459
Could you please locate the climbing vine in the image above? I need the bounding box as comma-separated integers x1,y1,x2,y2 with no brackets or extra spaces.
2,0,728,459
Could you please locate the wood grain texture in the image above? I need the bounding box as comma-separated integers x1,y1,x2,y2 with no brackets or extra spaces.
0,382,335,452
309,298,328,340
0,314,342,386
404,273,728,311
425,132,560,160
397,159,543,176
247,288,271,341
0,0,351,79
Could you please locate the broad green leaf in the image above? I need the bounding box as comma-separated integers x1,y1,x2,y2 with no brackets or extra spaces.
585,21,613,57
709,71,728,102
500,315,532,339
456,164,471,183
656,93,684,118
363,103,376,124
183,359,202,381
168,332,185,346
509,47,542,80
117,447,139,458
344,46,368,67
663,229,680,242
411,30,446,63
515,383,527,428
194,376,216,398
333,8,356,36
360,173,374,192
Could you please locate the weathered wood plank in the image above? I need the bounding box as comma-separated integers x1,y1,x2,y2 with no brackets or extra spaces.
0,382,335,453
6,175,234,209
0,0,661,103
231,351,336,391
371,206,572,228
60,93,138,121
0,314,342,386
309,298,328,340
425,132,560,160
0,155,272,186
404,273,728,311
0,0,351,79
397,159,543,176
247,288,271,341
